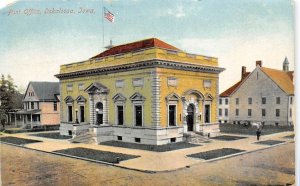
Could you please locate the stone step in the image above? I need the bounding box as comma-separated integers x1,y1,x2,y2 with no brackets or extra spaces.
184,132,212,144
70,132,96,144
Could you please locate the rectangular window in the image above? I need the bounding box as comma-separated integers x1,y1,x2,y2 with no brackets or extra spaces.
117,105,124,125
133,78,144,87
219,109,222,116
67,84,73,91
225,109,228,116
235,109,239,116
276,109,280,117
248,97,252,105
168,105,176,126
276,97,280,104
116,80,124,88
225,98,228,105
168,77,177,86
236,98,239,105
262,109,266,117
135,105,142,126
290,108,292,117
135,138,141,143
53,102,57,111
171,138,176,143
78,83,84,90
262,97,266,104
290,97,293,104
203,80,212,88
248,109,252,117
219,99,222,105
68,106,73,122
80,106,85,122
31,102,34,109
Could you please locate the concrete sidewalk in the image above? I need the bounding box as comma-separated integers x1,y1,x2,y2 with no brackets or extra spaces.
0,131,294,172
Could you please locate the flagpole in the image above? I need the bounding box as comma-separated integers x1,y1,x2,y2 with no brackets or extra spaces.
102,1,104,49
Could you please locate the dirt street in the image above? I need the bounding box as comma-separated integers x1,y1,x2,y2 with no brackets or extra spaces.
0,143,295,186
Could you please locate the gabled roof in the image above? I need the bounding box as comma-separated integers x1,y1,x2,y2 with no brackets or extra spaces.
90,38,180,59
220,72,250,97
260,67,294,95
25,82,59,102
287,71,294,81
220,66,294,97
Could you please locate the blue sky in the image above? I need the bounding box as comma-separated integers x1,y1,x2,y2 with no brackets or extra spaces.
0,0,294,92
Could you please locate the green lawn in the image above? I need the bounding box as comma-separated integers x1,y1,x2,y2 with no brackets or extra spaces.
219,124,294,135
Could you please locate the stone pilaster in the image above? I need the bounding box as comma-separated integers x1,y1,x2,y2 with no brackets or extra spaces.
59,83,63,122
216,76,219,122
103,95,109,125
151,70,161,128
89,94,95,125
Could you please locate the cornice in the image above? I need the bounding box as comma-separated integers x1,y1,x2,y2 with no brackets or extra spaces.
55,59,225,80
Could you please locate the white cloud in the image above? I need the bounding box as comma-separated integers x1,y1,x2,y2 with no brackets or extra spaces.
166,5,186,18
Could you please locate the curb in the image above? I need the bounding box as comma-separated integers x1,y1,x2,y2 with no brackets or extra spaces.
186,141,289,164
0,141,156,174
0,138,292,173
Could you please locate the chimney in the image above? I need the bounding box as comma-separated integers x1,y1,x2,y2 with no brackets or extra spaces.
241,66,246,79
256,60,262,67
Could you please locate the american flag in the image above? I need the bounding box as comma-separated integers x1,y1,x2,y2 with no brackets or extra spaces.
104,7,114,22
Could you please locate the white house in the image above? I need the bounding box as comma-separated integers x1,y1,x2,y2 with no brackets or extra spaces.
219,66,250,124
220,59,294,126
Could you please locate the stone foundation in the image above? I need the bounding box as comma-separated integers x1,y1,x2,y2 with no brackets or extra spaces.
60,123,90,137
200,123,220,137
92,125,184,145
60,123,220,145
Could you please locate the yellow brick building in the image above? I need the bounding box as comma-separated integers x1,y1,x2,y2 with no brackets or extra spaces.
56,38,224,145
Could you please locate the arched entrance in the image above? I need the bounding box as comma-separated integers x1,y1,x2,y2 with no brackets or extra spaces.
95,102,103,125
187,104,195,131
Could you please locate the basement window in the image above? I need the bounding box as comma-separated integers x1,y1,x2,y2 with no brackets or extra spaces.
171,138,176,143
117,136,122,141
135,138,141,143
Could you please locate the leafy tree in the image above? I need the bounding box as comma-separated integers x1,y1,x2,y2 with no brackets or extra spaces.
0,74,24,123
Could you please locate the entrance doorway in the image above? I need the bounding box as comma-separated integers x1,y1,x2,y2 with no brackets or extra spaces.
96,102,103,125
205,104,210,123
187,104,194,131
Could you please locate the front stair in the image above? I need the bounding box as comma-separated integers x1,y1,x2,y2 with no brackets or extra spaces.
69,131,96,144
184,132,212,144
